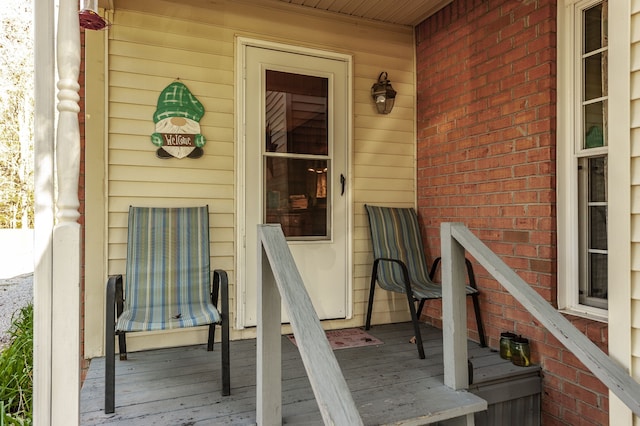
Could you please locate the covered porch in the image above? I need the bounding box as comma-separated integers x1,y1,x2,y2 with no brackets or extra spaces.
79,322,541,425
33,0,640,424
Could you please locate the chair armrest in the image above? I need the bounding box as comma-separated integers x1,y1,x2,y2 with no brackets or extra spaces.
429,257,478,290
106,275,124,321
429,257,441,281
213,269,229,322
372,257,413,297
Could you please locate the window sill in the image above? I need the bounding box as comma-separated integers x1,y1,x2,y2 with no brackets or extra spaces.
558,307,608,324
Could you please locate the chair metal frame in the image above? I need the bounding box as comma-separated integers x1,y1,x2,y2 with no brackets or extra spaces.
104,206,230,414
364,205,486,359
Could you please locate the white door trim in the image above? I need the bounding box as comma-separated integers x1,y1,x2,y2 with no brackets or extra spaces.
235,36,353,329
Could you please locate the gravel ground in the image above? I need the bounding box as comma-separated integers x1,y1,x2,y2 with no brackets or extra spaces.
0,272,33,350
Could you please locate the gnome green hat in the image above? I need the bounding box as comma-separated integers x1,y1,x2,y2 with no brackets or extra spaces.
153,81,205,123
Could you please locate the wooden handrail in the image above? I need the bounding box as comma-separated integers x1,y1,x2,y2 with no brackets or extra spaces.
256,224,363,426
441,222,640,417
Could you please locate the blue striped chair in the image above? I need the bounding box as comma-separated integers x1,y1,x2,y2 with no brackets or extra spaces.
105,206,230,413
364,205,486,359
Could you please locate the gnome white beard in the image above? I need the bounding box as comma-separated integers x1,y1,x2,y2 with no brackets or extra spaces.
155,117,201,158
156,117,201,134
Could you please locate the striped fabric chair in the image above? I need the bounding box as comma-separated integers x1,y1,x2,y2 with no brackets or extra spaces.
364,205,486,359
104,206,230,414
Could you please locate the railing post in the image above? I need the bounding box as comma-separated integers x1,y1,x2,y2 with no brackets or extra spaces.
441,223,469,391
257,224,363,425
52,0,82,424
257,242,282,425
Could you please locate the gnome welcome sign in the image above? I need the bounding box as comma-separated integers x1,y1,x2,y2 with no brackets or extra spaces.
151,81,206,159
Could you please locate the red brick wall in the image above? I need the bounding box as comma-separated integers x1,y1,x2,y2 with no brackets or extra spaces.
415,0,608,424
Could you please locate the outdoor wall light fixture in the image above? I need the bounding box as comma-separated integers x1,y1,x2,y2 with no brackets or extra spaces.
371,72,396,114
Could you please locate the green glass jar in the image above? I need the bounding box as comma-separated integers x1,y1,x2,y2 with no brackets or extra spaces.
499,332,516,360
511,336,531,367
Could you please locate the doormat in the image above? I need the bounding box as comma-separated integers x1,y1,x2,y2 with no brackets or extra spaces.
287,328,383,350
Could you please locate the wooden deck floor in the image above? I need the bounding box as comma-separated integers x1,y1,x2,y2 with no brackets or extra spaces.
80,322,539,425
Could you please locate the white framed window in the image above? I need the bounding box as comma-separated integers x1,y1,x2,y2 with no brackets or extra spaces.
558,0,608,319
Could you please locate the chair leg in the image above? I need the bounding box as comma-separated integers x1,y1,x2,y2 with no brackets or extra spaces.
405,291,425,359
365,260,379,330
105,329,115,414
471,293,486,347
392,262,425,359
221,316,230,396
367,258,425,358
416,298,427,319
215,269,231,396
118,332,127,361
105,276,118,414
465,259,487,347
207,324,216,351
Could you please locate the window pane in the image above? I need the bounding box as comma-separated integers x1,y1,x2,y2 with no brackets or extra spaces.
588,156,606,202
265,70,328,156
573,1,608,312
584,52,605,101
582,1,607,151
589,206,607,250
588,252,608,299
578,154,608,309
579,251,608,308
583,3,606,53
583,101,606,148
265,157,329,238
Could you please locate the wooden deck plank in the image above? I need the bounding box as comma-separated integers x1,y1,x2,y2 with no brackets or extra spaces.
81,322,536,425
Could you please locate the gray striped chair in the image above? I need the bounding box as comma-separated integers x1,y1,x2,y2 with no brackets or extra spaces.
364,205,486,359
104,206,230,413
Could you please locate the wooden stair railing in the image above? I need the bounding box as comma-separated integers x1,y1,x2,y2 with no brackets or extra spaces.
441,222,640,417
257,224,363,426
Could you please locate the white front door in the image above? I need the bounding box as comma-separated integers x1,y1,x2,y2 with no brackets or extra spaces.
239,42,350,327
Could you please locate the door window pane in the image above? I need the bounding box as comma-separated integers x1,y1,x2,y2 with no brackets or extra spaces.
264,70,330,239
265,157,328,238
265,71,328,156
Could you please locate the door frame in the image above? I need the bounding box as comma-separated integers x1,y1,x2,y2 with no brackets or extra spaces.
235,37,354,329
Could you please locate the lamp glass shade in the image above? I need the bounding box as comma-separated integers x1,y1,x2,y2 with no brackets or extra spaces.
381,96,394,114
80,0,98,11
371,73,396,114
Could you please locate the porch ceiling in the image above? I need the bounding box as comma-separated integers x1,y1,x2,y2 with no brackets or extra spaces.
263,0,452,26
99,0,451,27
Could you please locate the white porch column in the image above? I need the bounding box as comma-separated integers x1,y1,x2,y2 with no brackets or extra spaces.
34,0,81,422
52,0,82,422
33,0,55,424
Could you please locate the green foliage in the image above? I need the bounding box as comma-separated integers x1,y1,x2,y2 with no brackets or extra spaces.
0,305,33,426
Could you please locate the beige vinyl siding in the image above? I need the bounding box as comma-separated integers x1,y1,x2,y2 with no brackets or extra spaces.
631,0,640,391
89,0,416,352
